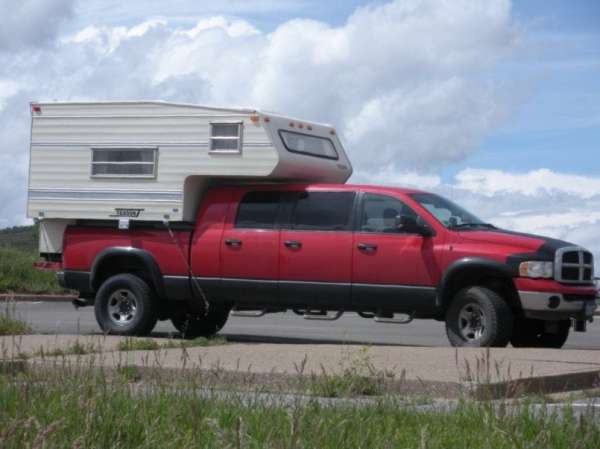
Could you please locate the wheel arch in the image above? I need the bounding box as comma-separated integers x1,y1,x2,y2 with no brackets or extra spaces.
437,258,519,312
90,247,166,299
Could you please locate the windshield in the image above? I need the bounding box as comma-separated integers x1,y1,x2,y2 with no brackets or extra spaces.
409,193,492,230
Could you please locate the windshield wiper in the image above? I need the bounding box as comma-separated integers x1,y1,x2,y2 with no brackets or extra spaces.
449,222,496,230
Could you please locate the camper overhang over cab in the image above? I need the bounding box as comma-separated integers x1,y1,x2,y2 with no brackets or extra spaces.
26,101,352,255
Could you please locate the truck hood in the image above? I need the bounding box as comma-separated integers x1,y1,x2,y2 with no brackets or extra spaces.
457,229,574,259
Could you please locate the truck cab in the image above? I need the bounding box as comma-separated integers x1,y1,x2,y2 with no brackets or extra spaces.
59,183,598,348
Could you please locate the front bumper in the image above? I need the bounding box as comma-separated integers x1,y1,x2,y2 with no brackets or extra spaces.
515,278,598,321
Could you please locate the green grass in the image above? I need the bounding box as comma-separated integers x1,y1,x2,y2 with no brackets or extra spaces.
36,340,98,357
0,306,31,336
117,336,228,352
0,369,598,449
0,248,66,294
0,225,37,253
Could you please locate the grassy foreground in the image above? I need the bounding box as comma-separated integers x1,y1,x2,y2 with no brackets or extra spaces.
0,224,67,294
0,248,66,294
0,368,598,449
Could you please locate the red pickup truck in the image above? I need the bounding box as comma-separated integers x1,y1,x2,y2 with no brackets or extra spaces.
58,183,597,348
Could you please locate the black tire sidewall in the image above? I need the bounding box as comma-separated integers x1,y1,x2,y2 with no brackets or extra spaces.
94,274,158,336
511,318,570,348
445,287,512,347
171,303,230,339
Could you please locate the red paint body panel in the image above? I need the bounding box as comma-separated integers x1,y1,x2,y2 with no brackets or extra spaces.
220,189,280,280
352,232,443,286
279,230,352,282
513,278,597,296
190,189,232,278
64,227,190,275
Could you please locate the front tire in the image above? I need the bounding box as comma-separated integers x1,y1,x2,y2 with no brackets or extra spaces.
445,286,513,347
171,303,231,339
511,318,570,348
94,274,158,336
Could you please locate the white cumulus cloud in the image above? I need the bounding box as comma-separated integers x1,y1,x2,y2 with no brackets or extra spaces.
455,168,600,199
0,0,75,51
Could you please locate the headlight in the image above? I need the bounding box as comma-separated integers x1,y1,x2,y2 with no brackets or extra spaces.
519,261,554,279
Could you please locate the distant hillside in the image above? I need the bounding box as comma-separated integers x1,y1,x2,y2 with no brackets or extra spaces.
0,224,38,253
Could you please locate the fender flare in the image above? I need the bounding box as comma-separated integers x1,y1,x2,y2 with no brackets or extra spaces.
437,257,516,309
90,247,166,299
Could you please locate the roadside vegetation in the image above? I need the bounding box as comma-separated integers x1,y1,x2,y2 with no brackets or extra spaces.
0,366,598,448
0,224,68,294
0,305,31,336
117,336,228,352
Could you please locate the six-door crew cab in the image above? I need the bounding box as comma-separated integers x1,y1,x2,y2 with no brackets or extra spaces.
59,184,598,347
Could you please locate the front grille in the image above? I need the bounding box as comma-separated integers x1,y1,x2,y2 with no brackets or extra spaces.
555,247,594,284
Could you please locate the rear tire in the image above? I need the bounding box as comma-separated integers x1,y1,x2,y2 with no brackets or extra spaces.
94,274,158,336
511,318,570,348
171,303,231,339
445,286,513,347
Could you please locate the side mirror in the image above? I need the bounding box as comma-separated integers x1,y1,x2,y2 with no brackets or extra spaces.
396,215,434,237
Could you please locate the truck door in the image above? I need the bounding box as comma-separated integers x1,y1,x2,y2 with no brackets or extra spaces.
279,190,355,308
219,190,282,304
351,192,441,313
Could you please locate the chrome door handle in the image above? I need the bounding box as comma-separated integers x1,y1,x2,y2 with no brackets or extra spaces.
225,239,242,247
284,240,302,249
357,243,377,251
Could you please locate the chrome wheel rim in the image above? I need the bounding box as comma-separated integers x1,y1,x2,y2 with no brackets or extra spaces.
107,289,138,326
458,303,486,342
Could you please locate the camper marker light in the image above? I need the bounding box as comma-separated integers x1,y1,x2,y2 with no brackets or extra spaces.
250,114,259,124
289,122,295,127
31,104,41,113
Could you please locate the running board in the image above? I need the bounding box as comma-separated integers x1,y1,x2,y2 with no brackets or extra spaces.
302,310,344,321
230,310,268,318
374,313,414,324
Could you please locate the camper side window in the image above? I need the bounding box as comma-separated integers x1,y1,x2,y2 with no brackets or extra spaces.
210,122,243,154
91,148,157,178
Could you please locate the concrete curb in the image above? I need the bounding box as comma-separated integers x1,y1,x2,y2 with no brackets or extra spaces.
0,293,76,302
6,359,598,400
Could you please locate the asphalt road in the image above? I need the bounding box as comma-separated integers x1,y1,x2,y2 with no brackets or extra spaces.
4,301,600,349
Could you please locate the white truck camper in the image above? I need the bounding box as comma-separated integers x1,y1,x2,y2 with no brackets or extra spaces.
27,101,353,256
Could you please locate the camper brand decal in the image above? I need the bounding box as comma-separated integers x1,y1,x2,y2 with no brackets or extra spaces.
110,208,145,218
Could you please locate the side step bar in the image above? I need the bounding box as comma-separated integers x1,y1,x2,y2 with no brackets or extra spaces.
230,307,286,318
230,310,268,318
358,311,414,324
374,313,414,324
302,310,344,321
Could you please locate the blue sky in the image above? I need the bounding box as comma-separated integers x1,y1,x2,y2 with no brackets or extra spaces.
457,0,600,178
0,0,599,266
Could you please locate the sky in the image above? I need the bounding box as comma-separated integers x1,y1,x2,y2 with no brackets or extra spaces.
0,0,598,270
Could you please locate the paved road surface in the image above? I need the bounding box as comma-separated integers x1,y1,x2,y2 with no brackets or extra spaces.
4,301,600,349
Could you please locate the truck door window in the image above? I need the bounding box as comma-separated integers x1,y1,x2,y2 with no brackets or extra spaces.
291,191,355,231
235,191,281,229
359,193,421,234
